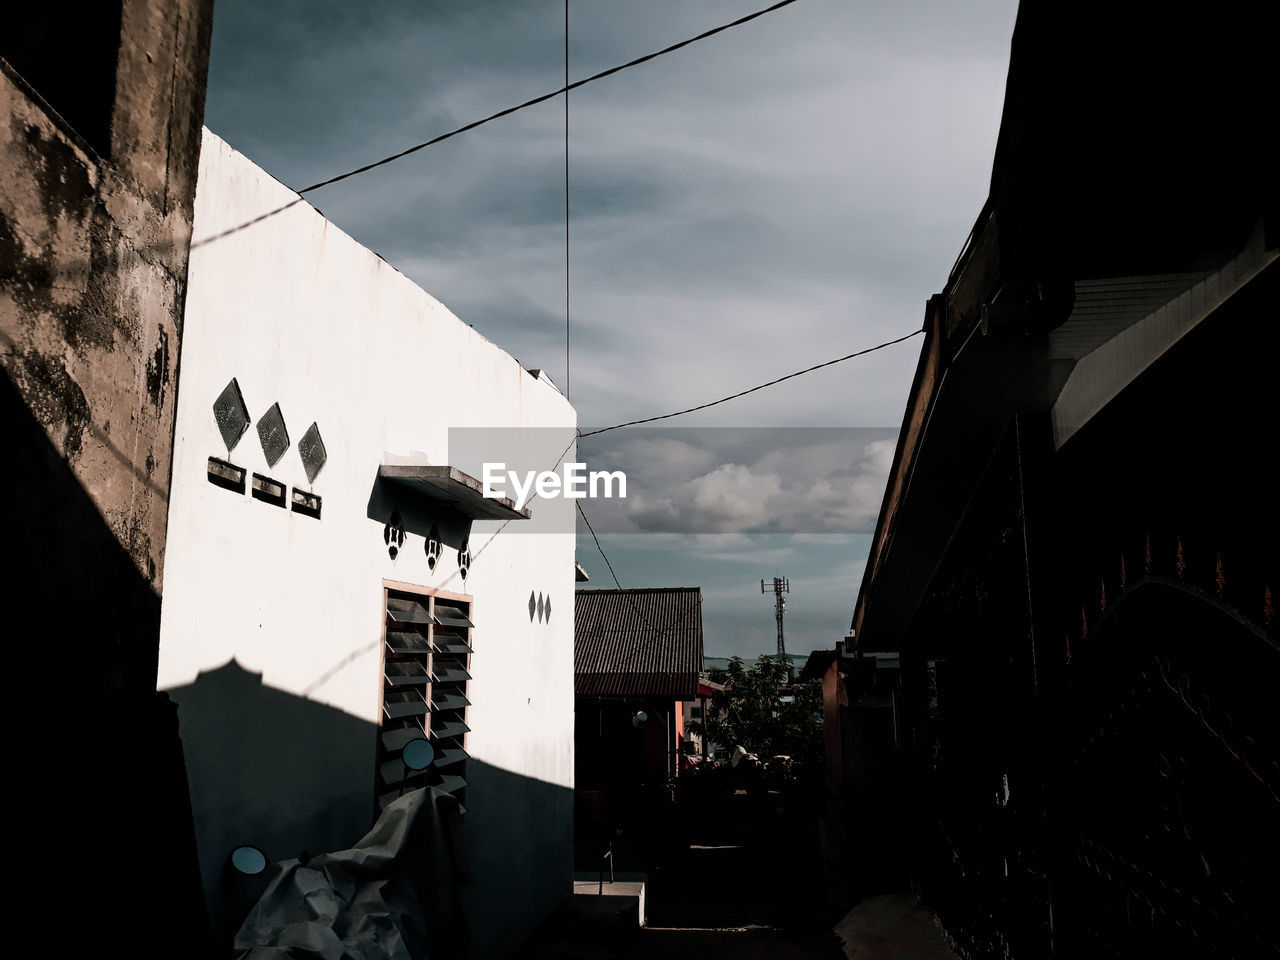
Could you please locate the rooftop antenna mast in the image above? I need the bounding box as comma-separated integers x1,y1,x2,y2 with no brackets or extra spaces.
761,576,790,669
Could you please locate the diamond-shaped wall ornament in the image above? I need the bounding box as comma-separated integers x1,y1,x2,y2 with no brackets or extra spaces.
537,593,544,623
544,595,552,624
528,591,537,621
212,378,251,452
256,402,290,467
297,422,327,483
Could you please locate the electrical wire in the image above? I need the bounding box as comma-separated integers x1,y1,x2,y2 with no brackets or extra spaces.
296,0,800,195
195,2,802,252
190,197,304,248
577,501,700,646
576,501,627,592
448,324,924,645
573,326,926,620
564,0,571,400
284,0,908,650
572,325,927,635
578,326,923,439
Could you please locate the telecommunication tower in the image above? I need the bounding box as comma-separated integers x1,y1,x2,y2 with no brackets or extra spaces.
761,576,790,660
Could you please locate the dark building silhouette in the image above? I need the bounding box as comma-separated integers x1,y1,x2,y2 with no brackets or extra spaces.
2,2,214,949
575,587,704,864
845,2,1278,957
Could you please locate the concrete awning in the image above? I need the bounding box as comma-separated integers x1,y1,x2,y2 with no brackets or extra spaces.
377,464,531,521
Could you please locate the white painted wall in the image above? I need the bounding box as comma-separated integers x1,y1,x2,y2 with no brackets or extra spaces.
158,130,576,957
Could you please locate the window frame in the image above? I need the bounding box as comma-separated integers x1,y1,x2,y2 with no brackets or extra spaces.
376,579,474,814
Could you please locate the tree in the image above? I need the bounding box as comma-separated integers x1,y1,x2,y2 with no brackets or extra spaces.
701,655,823,765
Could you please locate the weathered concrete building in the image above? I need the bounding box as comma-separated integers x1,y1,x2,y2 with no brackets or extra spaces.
157,131,578,956
846,2,1277,957
2,2,213,946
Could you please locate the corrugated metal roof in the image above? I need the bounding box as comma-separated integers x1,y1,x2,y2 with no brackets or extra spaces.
575,587,704,699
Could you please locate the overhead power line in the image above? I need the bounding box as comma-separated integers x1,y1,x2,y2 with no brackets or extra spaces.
573,325,926,642
577,502,626,592
564,0,571,400
297,0,801,195
577,501,698,644
195,2,801,247
578,327,924,439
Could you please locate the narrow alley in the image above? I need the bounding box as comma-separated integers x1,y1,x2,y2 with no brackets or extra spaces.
5,1,1274,957
519,767,957,959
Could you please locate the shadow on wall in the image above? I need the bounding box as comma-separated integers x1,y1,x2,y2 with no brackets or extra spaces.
0,370,208,952
168,660,574,957
166,661,376,943
365,472,473,556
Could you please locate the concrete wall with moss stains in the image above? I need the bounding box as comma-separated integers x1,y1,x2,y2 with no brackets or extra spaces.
0,1,214,948
1,0,212,691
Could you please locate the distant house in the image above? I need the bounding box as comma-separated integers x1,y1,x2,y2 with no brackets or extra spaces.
574,587,704,843
156,131,577,956
847,2,1277,956
681,674,727,763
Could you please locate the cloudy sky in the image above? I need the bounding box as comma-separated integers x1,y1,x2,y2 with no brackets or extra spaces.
203,0,1018,657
